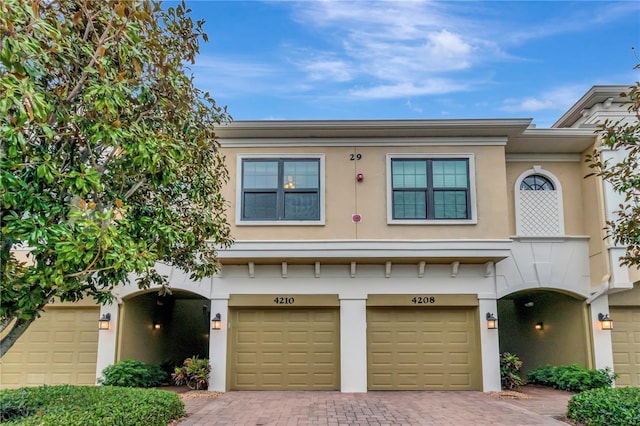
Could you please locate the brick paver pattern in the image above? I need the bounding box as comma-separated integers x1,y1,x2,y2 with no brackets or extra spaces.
179,391,567,426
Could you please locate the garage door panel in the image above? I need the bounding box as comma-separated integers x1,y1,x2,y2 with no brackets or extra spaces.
611,307,640,387
423,331,444,343
0,308,99,389
229,308,339,390
367,307,481,390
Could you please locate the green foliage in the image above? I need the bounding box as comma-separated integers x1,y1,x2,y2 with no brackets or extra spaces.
0,0,232,356
172,356,210,390
500,352,525,390
567,387,640,426
99,359,167,388
586,60,640,268
0,384,184,425
527,364,616,392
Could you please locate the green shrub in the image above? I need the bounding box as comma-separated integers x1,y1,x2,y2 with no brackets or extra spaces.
500,352,525,390
0,385,185,425
567,387,640,426
99,359,167,388
172,356,211,390
527,364,616,392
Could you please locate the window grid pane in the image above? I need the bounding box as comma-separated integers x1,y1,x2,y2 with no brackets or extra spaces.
393,191,427,219
434,190,468,219
243,161,278,189
392,161,427,188
283,161,319,189
284,192,319,220
243,193,278,220
432,160,468,188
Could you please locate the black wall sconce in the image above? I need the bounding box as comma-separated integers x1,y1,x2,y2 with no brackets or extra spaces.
98,313,111,330
211,313,222,330
486,312,498,329
598,313,613,330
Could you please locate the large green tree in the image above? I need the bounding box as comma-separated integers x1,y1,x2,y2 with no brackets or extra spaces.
588,67,640,268
0,0,232,356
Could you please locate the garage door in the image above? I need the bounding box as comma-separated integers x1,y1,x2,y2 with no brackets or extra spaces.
229,307,340,390
367,307,481,390
1,307,99,389
611,307,640,387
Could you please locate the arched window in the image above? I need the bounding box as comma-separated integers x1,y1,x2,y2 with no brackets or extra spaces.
520,175,555,191
514,167,564,236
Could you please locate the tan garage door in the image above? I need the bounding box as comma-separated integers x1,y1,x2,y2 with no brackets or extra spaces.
1,307,99,389
611,307,640,387
229,308,340,390
367,307,481,390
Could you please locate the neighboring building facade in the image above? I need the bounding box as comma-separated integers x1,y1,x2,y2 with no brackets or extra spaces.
2,86,638,391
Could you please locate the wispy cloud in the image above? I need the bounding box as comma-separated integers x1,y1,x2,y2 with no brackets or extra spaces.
501,86,588,112
350,79,468,99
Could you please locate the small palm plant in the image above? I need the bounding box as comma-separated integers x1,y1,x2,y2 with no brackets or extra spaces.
500,352,525,390
172,356,211,390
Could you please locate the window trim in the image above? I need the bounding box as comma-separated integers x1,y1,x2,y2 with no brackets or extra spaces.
236,154,325,226
386,153,477,225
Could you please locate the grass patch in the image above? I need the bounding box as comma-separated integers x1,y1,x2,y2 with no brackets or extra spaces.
0,385,185,426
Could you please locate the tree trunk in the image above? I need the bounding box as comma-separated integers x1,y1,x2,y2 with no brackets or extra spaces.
0,317,37,358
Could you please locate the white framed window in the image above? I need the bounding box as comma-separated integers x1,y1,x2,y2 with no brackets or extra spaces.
386,153,477,224
236,154,325,225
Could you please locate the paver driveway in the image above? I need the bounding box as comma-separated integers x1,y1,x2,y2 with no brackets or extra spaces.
179,391,567,425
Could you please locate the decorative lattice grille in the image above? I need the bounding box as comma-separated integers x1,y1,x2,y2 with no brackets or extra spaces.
518,190,561,236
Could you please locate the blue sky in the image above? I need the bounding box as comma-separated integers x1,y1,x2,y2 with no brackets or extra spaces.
177,1,639,127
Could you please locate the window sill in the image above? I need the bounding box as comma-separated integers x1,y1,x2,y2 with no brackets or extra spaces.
236,220,325,226
387,219,478,225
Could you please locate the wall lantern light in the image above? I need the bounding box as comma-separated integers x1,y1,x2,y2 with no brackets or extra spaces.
598,313,613,330
98,313,111,330
486,312,498,329
211,313,222,330
153,322,161,330
535,322,544,331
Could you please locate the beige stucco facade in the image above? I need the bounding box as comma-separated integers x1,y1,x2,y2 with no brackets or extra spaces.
3,85,638,392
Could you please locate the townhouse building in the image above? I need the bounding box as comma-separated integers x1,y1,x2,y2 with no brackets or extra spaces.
2,85,638,391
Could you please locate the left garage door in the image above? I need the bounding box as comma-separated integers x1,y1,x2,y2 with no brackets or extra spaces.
1,307,99,389
229,308,340,390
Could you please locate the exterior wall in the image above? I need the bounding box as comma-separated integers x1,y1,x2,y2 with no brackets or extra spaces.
223,144,510,241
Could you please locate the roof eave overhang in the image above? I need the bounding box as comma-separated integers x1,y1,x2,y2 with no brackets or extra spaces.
215,118,533,142
553,85,630,128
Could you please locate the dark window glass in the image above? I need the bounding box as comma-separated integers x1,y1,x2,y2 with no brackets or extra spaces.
241,159,320,221
520,175,555,191
392,158,470,220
